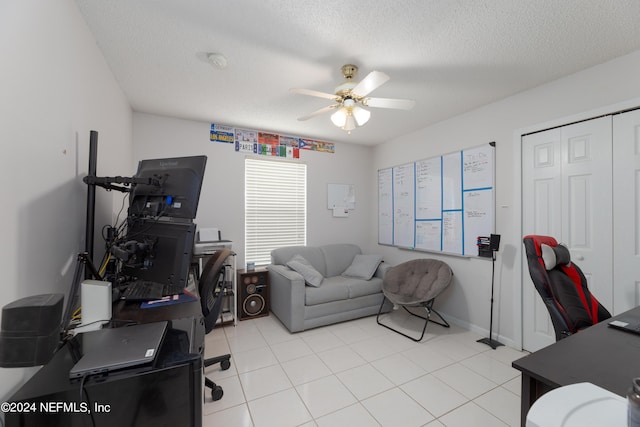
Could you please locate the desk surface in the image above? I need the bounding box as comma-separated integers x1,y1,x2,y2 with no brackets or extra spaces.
513,306,640,397
7,299,204,427
113,297,201,324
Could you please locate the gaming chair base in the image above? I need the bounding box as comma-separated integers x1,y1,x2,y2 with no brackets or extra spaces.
204,354,231,401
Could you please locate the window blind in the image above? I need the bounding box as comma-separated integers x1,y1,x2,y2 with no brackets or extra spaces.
245,158,307,266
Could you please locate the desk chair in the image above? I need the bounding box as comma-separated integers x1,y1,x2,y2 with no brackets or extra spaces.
199,248,234,401
523,235,611,341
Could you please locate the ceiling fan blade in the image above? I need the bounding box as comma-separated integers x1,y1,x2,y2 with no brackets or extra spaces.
365,97,416,110
351,71,390,98
290,88,339,101
297,104,338,121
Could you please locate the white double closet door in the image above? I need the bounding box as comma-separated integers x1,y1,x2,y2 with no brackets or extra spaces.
522,109,640,352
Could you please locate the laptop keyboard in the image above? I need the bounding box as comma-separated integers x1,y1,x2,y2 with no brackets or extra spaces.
121,280,184,301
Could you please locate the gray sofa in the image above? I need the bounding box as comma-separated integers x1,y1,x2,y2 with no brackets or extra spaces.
267,243,392,332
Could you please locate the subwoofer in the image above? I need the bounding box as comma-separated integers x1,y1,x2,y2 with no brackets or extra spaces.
237,269,269,320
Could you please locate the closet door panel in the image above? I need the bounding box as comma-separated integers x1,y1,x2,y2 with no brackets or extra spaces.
560,117,613,313
522,128,562,351
613,109,640,314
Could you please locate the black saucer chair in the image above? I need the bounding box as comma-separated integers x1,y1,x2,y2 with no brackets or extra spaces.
199,248,234,401
522,235,611,341
376,258,453,342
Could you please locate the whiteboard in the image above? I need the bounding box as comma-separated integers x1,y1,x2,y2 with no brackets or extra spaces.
378,142,495,256
327,183,355,209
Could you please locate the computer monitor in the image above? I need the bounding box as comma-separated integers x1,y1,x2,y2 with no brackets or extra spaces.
129,155,207,220
121,219,196,287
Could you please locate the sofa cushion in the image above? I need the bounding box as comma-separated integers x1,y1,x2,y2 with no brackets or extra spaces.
271,246,327,276
304,276,384,305
346,277,384,299
320,244,362,277
305,277,350,305
342,254,383,280
286,254,323,287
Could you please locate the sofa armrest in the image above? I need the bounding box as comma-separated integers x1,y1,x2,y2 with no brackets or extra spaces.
373,261,393,279
267,264,307,332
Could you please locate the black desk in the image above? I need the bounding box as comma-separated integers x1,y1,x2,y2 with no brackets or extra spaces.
5,299,204,427
512,306,640,426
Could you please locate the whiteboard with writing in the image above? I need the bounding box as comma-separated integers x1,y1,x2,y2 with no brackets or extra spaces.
392,163,415,248
378,143,494,256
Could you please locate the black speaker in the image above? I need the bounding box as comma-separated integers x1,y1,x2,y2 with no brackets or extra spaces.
237,269,269,320
490,234,501,251
0,293,64,367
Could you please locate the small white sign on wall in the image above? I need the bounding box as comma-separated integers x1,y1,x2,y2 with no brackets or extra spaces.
327,184,355,210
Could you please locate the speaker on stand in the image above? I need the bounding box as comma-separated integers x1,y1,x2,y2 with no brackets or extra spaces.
477,234,504,349
237,269,270,320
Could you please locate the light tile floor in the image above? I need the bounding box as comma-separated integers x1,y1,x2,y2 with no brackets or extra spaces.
202,309,527,427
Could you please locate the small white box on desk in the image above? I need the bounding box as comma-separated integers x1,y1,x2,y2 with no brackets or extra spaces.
75,279,112,334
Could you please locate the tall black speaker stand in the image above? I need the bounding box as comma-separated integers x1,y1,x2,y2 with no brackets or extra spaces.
477,250,504,349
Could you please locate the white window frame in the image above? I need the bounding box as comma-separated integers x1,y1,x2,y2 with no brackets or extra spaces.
245,157,307,266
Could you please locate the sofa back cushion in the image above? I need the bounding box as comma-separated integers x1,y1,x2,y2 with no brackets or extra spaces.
271,246,327,277
321,244,362,277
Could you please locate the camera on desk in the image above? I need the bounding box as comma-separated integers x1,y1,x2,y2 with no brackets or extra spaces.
110,237,157,269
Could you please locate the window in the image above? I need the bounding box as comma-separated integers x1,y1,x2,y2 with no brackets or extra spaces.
245,158,307,266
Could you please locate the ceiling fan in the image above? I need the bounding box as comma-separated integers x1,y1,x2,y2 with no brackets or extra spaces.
290,64,416,133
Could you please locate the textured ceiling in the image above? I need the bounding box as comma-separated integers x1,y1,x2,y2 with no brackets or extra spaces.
75,0,640,146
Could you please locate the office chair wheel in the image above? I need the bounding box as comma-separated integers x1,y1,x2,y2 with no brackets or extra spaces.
221,359,231,370
211,385,224,401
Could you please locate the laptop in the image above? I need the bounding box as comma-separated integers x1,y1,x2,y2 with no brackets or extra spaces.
69,321,168,379
608,315,640,335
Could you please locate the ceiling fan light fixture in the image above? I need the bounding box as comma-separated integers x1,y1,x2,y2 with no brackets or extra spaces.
331,102,370,131
331,108,348,127
352,106,370,126
292,63,414,132
343,114,356,131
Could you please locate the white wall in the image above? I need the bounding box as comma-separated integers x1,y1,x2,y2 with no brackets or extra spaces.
372,49,640,347
133,113,374,269
0,0,132,402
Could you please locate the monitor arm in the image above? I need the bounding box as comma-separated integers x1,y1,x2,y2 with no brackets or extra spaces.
82,175,163,193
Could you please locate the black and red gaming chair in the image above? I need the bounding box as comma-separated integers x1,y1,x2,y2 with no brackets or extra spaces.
522,235,611,341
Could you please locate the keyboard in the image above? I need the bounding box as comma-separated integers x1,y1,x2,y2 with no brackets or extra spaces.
121,280,184,301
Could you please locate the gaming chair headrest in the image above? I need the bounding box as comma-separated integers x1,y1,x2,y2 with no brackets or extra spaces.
540,243,571,270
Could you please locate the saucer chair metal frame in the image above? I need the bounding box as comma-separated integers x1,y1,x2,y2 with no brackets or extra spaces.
376,259,453,342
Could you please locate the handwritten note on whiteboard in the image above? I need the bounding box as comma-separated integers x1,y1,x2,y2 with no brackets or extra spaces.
393,163,415,248
463,145,493,190
416,157,441,220
378,168,393,245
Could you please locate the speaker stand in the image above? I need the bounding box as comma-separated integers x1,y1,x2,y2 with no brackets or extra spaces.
477,251,503,350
